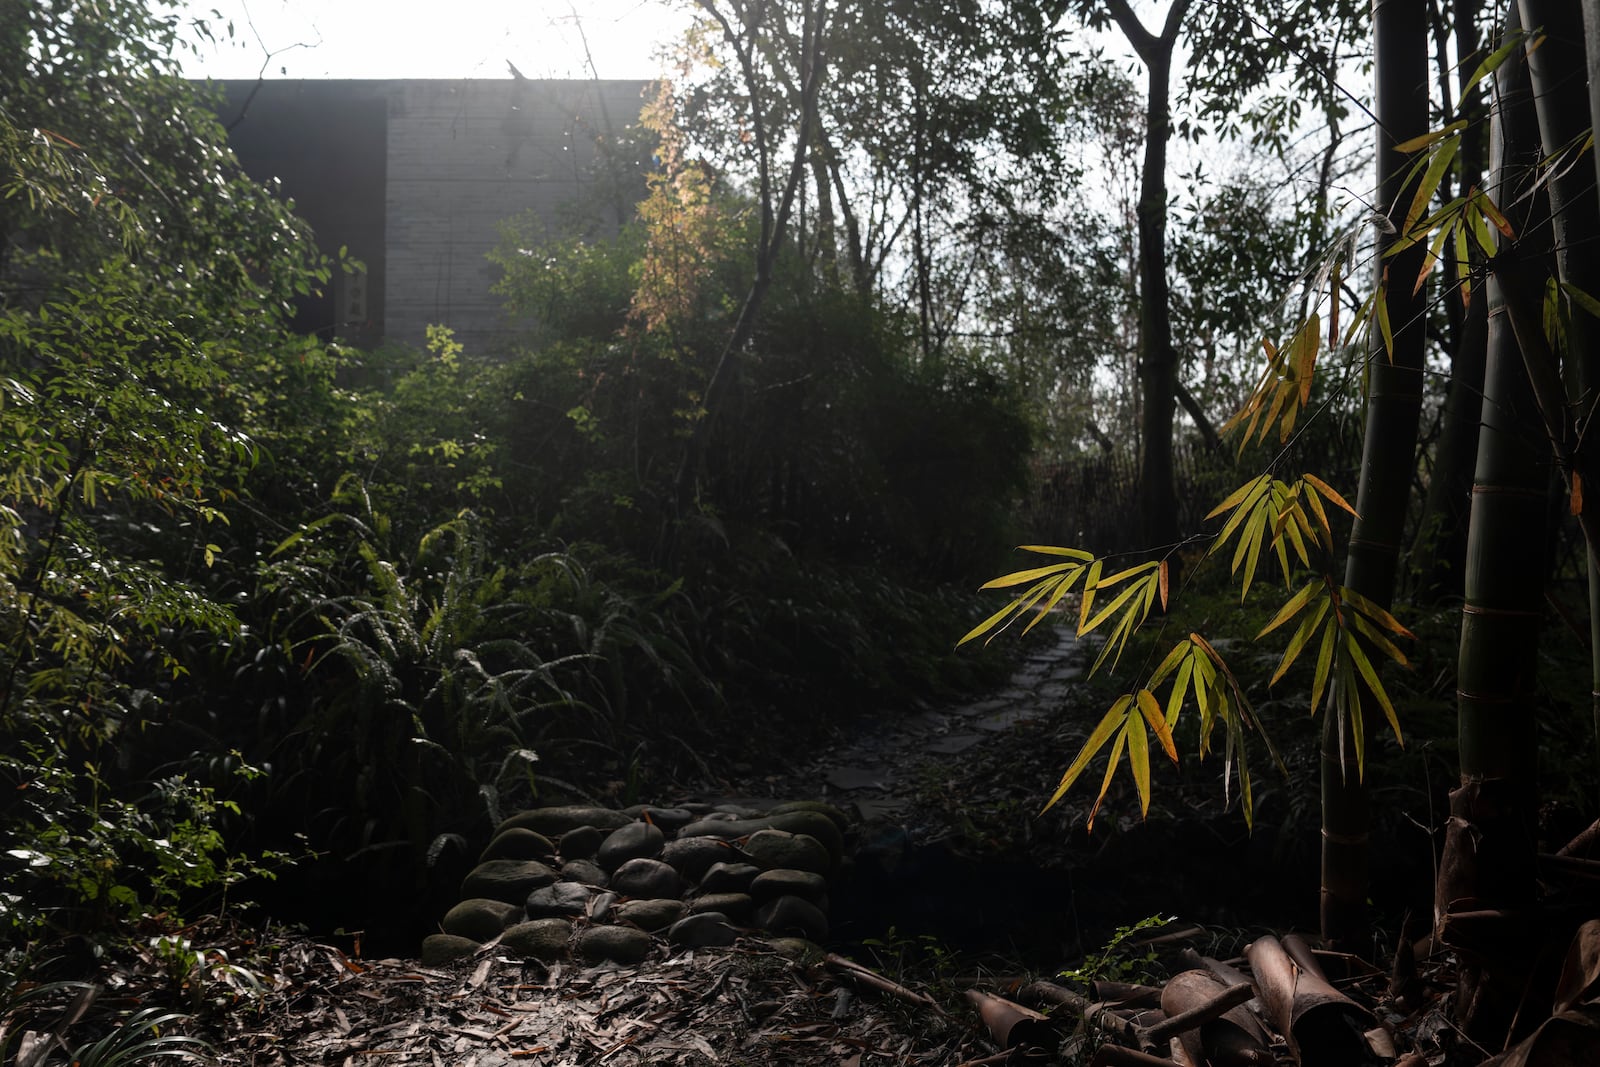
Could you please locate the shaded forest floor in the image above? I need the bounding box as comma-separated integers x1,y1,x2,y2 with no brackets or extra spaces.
19,624,1460,1064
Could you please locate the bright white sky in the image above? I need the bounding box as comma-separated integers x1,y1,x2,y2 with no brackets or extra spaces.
174,0,691,80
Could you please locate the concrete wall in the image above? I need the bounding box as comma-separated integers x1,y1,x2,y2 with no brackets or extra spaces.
217,78,649,353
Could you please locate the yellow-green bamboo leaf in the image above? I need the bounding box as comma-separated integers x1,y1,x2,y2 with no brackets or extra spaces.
1377,272,1395,359
1560,281,1600,321
1207,473,1271,523
958,597,1028,646
1258,578,1321,638
1454,221,1472,309
1403,135,1460,236
1415,221,1453,296
1280,506,1311,568
1352,611,1410,667
1259,380,1291,447
1150,638,1190,686
1085,728,1129,830
1272,597,1331,686
1459,36,1521,106
1344,288,1380,349
1138,688,1179,762
1017,545,1096,559
1311,616,1338,715
1158,559,1169,610
1241,508,1267,599
1231,497,1269,575
1166,653,1195,725
1392,119,1467,154
1023,567,1089,635
1296,313,1320,404
1077,558,1104,635
1302,474,1357,517
1328,261,1343,346
1041,697,1129,813
1340,586,1416,638
979,562,1078,589
1084,575,1149,635
1347,631,1404,745
1126,711,1151,815
1097,561,1158,589
1476,190,1515,238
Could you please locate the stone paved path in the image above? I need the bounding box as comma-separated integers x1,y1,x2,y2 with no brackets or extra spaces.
767,624,1085,822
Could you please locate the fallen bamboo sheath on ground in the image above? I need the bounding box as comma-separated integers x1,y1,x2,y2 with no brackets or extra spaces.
1020,975,1262,1058
1020,980,1146,1049
1091,980,1165,1008
963,989,1058,1050
822,952,944,1014
1245,934,1377,1067
1158,969,1271,1066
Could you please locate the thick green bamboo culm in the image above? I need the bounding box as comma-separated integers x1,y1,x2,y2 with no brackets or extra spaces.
1322,0,1429,950
1411,0,1488,604
1438,7,1552,1038
1519,0,1600,808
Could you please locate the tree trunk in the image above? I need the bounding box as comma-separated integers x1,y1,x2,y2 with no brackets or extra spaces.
1106,0,1191,557
671,0,828,522
1323,0,1430,950
1436,4,1553,1042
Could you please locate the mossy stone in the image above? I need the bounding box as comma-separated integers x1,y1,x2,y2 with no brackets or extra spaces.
479,827,557,863
441,897,522,941
597,821,665,872
742,830,830,874
460,859,559,905
501,918,573,960
421,933,481,965
615,898,688,932
577,925,654,964
498,806,632,837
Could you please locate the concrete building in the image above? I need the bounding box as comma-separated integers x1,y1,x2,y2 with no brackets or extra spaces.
215,77,650,352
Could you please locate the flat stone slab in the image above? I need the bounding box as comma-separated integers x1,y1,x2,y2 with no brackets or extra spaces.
925,733,983,755
953,698,1012,716
852,797,911,821
825,766,890,792
975,708,1038,733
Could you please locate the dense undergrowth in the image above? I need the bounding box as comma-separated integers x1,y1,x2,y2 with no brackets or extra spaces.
0,10,1031,972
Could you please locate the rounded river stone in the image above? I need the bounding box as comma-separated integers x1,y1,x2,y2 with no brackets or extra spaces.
597,821,665,872
677,811,843,861
479,827,556,864
558,825,603,860
767,800,850,831
698,862,760,894
667,912,739,948
690,892,753,921
611,857,683,899
442,898,522,941
765,936,826,966
577,925,653,965
461,859,559,905
498,806,632,837
750,868,827,901
756,895,829,941
615,898,688,931
501,918,573,960
742,830,830,874
559,859,609,887
421,933,480,965
662,837,747,882
640,806,695,831
525,882,596,919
